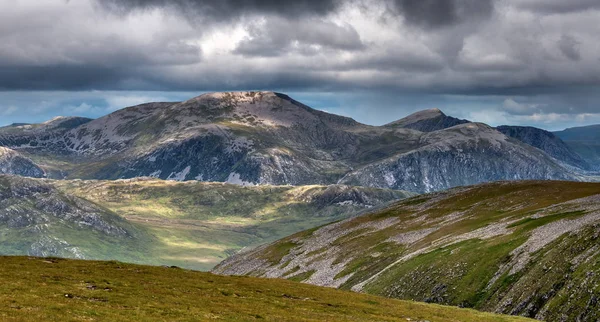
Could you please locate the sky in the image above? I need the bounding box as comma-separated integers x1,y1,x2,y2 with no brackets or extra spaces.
1,0,599,131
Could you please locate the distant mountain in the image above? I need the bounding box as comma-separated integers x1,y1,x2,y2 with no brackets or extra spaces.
214,180,600,321
0,147,45,177
0,92,589,193
339,123,577,192
555,124,600,170
497,125,590,170
384,108,470,132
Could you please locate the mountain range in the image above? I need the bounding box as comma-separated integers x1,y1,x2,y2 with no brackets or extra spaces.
0,91,596,193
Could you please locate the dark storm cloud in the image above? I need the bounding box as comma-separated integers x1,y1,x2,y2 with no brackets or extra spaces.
558,34,582,61
99,0,342,20
1,0,600,131
389,0,495,28
512,0,600,14
0,65,128,90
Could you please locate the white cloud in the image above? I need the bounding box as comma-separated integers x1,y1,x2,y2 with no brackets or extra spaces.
1,106,18,116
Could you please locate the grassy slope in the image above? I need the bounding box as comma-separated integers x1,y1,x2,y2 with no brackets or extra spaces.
215,181,600,320
55,179,412,270
0,256,530,322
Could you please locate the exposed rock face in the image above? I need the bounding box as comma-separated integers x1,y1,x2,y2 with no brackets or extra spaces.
497,125,589,170
213,180,600,321
0,147,45,178
0,92,589,193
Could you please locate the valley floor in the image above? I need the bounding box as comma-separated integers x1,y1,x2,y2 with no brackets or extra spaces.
0,256,531,322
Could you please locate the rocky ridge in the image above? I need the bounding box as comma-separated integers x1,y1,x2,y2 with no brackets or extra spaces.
0,92,592,193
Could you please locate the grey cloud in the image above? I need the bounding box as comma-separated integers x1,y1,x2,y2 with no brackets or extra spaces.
0,65,158,91
332,48,446,73
511,0,600,14
98,0,342,21
558,34,582,61
501,98,542,115
0,0,599,102
234,18,365,57
390,0,495,28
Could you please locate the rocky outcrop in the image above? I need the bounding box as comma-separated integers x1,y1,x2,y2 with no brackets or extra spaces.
0,147,45,178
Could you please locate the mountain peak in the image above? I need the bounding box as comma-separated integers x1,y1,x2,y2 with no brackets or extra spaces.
417,107,445,117
188,91,279,102
385,108,469,132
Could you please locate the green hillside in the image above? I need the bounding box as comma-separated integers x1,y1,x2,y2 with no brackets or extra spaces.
215,181,600,320
0,256,530,322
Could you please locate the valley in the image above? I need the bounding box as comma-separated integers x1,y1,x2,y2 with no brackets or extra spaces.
0,175,410,270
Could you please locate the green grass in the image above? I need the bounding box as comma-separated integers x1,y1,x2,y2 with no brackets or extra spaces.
0,256,532,322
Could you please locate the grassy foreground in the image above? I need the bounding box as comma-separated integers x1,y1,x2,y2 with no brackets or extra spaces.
0,257,530,322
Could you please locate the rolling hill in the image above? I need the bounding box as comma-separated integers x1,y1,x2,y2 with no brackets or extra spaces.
0,256,530,321
214,180,600,321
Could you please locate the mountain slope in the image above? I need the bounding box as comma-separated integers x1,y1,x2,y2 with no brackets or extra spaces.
0,175,151,261
0,147,45,177
497,125,589,170
0,257,529,322
0,92,586,193
339,123,577,192
0,175,410,270
384,108,470,132
214,180,600,321
555,124,600,170
0,116,92,150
